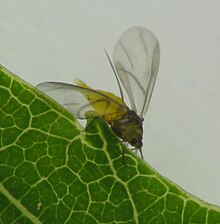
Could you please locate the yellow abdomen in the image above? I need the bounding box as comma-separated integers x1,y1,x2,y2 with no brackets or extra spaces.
75,79,127,123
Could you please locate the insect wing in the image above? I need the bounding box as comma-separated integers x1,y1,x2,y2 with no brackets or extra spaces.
36,82,128,120
113,26,160,117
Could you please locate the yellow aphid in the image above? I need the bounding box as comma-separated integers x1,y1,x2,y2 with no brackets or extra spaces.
74,79,144,153
37,26,160,159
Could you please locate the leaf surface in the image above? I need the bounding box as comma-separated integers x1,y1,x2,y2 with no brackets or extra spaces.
0,65,220,224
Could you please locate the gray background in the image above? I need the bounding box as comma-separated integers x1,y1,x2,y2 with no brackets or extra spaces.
1,1,220,205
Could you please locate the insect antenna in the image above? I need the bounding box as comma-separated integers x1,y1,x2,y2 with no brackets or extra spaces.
104,49,125,104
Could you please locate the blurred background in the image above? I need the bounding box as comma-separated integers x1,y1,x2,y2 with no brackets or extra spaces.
0,1,220,205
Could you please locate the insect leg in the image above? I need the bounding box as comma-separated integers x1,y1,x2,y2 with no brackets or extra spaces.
122,146,127,166
139,148,144,160
83,110,101,131
130,147,144,160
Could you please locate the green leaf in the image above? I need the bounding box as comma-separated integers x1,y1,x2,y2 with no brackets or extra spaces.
0,64,220,224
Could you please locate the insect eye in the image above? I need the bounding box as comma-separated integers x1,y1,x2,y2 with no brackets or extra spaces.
131,138,138,145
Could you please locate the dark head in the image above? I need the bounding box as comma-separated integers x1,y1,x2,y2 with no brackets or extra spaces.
129,132,144,159
123,122,143,148
130,137,143,148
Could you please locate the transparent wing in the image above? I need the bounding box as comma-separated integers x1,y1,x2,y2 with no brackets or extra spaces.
36,82,128,119
113,26,160,117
